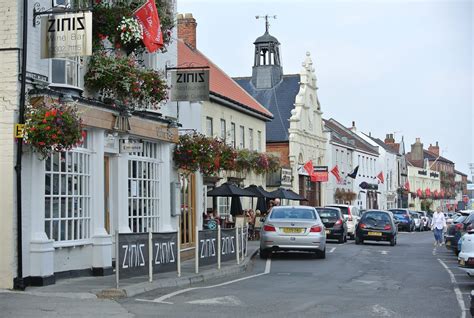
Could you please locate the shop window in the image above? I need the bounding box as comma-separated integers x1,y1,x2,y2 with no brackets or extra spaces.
44,135,91,244
217,197,230,218
128,141,161,233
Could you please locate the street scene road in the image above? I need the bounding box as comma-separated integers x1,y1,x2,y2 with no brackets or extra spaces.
120,232,468,318
1,231,469,317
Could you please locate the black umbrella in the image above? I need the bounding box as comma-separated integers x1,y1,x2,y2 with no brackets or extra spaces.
207,182,256,197
256,197,268,213
269,188,307,201
230,197,243,216
244,185,276,199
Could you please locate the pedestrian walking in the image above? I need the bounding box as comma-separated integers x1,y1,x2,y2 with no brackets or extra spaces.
431,208,446,247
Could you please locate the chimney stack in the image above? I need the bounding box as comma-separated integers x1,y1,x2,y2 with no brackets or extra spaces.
411,138,424,161
177,13,197,50
384,133,395,144
428,141,440,156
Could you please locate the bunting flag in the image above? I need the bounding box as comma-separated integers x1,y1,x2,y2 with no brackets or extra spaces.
434,189,439,198
404,180,410,192
377,171,384,184
303,160,317,182
425,188,431,197
416,188,422,197
330,165,342,183
134,0,163,53
347,165,359,179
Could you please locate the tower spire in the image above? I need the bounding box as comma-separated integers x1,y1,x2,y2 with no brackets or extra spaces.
256,14,277,33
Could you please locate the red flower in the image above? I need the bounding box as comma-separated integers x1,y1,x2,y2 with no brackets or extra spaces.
38,141,45,146
52,134,57,139
42,119,47,124
45,111,50,118
45,126,51,131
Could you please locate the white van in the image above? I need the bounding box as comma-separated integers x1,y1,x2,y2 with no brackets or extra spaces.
325,204,361,240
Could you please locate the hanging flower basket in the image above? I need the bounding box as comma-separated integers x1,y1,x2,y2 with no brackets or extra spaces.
84,52,168,109
23,100,84,159
93,0,175,54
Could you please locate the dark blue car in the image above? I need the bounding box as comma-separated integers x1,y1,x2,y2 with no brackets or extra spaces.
388,209,414,232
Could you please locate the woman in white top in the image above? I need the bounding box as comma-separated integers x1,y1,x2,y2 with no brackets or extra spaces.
431,208,446,247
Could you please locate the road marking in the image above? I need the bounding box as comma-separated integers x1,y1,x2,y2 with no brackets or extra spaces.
381,250,388,255
137,258,272,304
371,304,396,317
329,247,336,253
438,259,467,318
187,295,242,306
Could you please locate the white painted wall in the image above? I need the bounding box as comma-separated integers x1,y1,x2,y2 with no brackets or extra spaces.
407,165,441,211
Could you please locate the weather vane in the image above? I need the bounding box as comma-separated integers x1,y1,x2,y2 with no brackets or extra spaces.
255,15,277,33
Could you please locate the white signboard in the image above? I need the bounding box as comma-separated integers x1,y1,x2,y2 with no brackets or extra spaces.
170,70,210,102
281,168,292,187
120,141,143,153
41,11,92,59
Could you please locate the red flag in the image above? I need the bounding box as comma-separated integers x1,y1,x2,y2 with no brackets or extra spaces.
377,171,384,184
330,165,342,183
303,160,317,182
417,188,422,197
134,0,163,53
434,189,439,198
404,180,410,192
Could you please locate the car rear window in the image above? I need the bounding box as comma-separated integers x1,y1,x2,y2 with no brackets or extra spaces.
327,206,349,215
270,208,316,220
362,212,391,223
316,208,339,219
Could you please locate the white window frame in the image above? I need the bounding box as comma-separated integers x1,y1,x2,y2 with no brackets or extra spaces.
249,128,254,151
257,130,262,152
239,125,245,149
44,135,91,247
206,117,213,137
128,141,161,233
230,122,236,148
50,57,84,89
220,119,226,141
217,197,230,218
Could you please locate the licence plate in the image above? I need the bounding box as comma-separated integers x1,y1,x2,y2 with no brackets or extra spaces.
325,230,330,235
460,259,465,266
368,231,382,236
282,227,303,234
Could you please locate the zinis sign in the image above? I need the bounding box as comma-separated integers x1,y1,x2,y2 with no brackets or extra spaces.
170,70,210,102
41,12,92,59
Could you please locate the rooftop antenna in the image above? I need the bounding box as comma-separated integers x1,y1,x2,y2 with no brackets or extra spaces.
256,14,277,33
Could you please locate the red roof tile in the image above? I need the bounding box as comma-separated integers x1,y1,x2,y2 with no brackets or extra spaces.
177,40,273,119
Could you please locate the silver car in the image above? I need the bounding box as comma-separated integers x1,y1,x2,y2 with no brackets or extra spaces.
260,206,327,259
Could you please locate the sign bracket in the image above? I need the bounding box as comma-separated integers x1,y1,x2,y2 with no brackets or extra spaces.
33,2,92,27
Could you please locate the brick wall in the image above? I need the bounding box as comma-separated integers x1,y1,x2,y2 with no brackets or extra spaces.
177,13,197,50
267,142,290,167
0,0,20,289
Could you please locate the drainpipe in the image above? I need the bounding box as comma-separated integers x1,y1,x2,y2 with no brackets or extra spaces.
13,0,28,290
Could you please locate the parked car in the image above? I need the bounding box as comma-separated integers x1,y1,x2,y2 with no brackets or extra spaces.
325,204,361,240
449,212,474,255
315,207,347,244
355,210,398,246
410,211,423,231
458,230,474,276
260,206,327,259
445,213,469,253
388,209,414,232
417,211,430,231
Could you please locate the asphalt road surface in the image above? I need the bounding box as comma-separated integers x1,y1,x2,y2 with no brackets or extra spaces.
119,231,471,318
0,231,471,317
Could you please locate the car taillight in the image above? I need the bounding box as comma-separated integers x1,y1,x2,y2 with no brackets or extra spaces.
468,258,474,266
348,215,353,221
335,219,343,226
359,223,366,229
310,225,322,233
384,225,392,230
263,224,276,232
455,223,463,231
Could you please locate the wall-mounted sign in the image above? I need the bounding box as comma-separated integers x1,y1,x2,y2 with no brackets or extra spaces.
14,124,24,138
120,141,143,153
41,11,92,59
280,168,292,187
170,69,210,102
313,166,329,182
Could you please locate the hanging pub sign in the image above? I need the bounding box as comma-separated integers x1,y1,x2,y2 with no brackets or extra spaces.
280,168,292,187
170,69,210,102
313,166,329,182
41,11,92,59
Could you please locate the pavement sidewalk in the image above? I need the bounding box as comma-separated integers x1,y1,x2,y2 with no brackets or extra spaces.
17,241,259,300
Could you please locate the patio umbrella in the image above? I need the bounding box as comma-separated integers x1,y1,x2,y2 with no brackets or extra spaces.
244,185,276,199
206,182,256,197
230,197,243,216
269,188,307,201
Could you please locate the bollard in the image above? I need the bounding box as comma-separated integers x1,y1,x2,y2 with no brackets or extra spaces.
236,226,240,265
177,216,181,277
148,230,153,282
217,224,221,270
195,225,199,274
115,230,119,289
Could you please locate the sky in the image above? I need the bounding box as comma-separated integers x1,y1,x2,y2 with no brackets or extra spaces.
178,0,473,176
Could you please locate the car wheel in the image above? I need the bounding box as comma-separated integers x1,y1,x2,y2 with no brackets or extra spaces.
390,237,396,246
317,248,326,259
338,235,344,244
355,236,361,245
259,249,270,259
349,234,354,240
